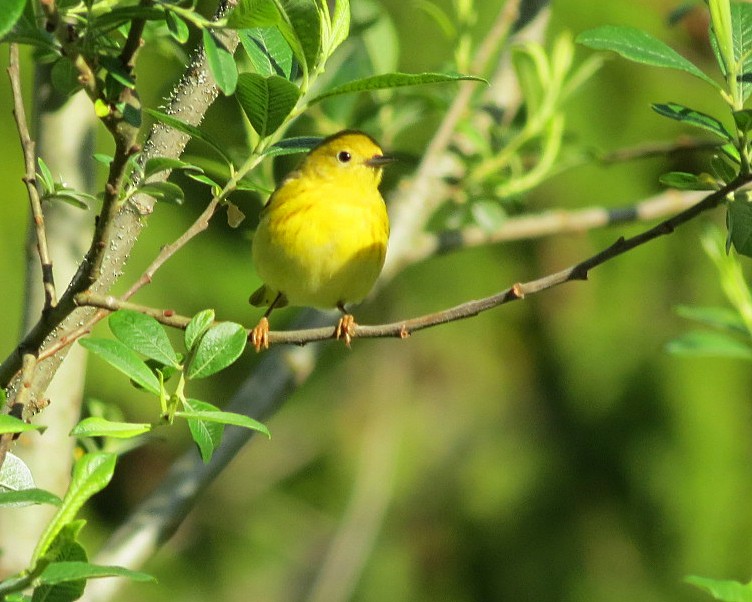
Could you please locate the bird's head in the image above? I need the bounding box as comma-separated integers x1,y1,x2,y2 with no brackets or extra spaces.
302,130,395,187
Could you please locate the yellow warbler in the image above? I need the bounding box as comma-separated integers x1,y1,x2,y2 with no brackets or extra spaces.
250,130,394,351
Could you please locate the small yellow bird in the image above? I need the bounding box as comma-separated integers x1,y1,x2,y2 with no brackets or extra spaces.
250,130,394,351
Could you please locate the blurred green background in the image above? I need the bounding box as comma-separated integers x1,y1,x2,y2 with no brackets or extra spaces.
3,0,752,600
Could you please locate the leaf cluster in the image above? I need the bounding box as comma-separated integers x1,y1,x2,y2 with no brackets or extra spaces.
78,309,269,463
577,0,752,257
0,454,154,601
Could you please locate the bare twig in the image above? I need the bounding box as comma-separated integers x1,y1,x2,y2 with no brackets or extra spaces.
73,180,740,349
73,293,191,329
8,45,57,310
119,2,149,69
123,197,223,298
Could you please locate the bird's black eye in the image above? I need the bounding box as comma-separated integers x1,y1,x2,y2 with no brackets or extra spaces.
337,151,351,163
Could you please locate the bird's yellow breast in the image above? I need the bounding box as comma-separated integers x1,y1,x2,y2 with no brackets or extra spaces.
252,172,389,309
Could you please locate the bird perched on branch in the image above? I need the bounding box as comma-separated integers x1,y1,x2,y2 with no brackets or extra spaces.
250,130,394,351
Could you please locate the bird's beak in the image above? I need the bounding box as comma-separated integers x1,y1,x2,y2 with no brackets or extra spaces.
366,154,397,167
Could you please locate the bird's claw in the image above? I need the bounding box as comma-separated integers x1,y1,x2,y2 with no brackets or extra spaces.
335,314,356,347
251,317,270,352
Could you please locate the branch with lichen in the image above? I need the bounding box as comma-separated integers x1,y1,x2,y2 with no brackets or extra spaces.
0,12,239,395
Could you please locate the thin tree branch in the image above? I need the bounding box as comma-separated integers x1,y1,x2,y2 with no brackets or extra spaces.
403,189,703,266
73,180,742,349
73,294,191,329
119,3,149,70
64,188,701,355
123,197,224,298
8,44,57,310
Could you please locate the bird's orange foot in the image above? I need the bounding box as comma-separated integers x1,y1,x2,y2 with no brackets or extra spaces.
335,314,356,347
251,317,270,352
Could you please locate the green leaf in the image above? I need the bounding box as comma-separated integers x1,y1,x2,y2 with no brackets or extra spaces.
264,136,321,157
731,3,752,102
0,452,34,493
99,55,136,89
186,322,247,379
659,171,719,191
0,415,45,434
227,0,281,29
712,153,739,183
675,305,748,334
38,561,156,585
685,575,752,601
175,408,270,437
143,157,203,179
0,487,62,508
203,29,238,95
239,27,294,78
667,330,752,360
51,58,83,96
33,524,88,602
236,73,301,137
3,13,57,51
93,153,113,165
511,44,546,116
309,71,486,104
166,11,189,43
0,0,25,40
227,0,312,78
79,338,161,395
710,2,752,102
32,453,117,564
145,109,233,165
720,142,742,165
709,0,735,77
186,172,222,190
90,5,166,33
279,0,322,73
651,103,732,140
576,25,720,89
414,0,455,38
47,189,92,209
326,0,350,57
137,180,185,204
109,310,180,367
37,157,55,193
182,399,224,463
470,200,507,232
727,198,752,257
733,109,752,133
70,417,153,439
185,309,216,351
